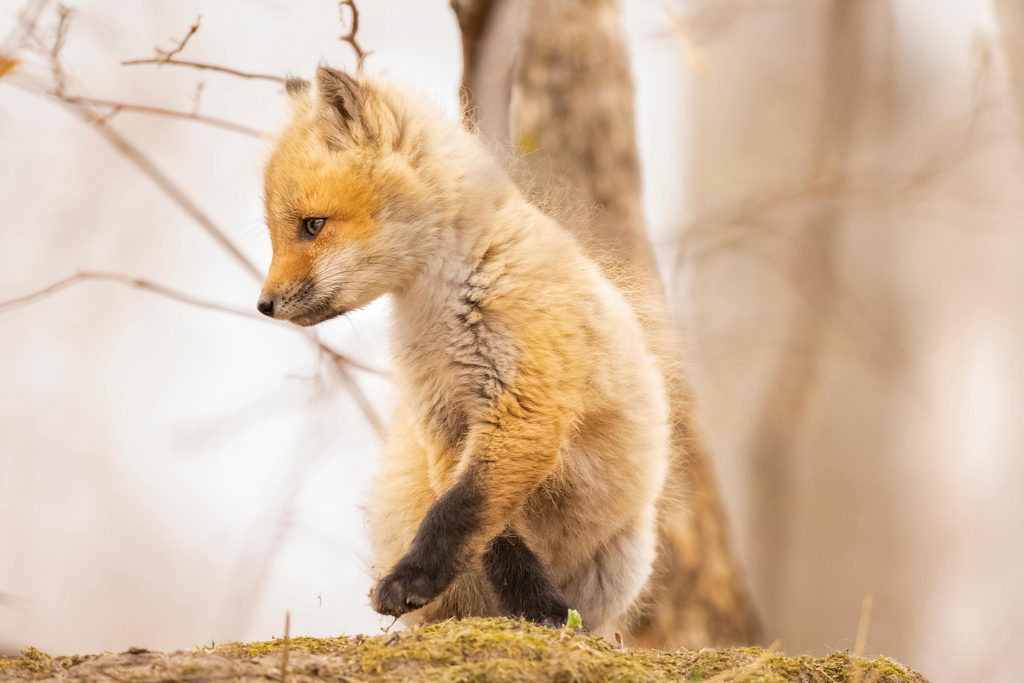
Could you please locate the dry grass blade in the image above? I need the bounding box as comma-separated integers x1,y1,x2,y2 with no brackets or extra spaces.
855,593,873,658
280,611,291,683
701,639,780,683
851,593,875,683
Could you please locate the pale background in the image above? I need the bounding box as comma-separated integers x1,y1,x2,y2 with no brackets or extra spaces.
1,1,1021,682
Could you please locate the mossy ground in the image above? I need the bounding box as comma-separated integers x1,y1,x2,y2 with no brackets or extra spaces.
0,617,930,683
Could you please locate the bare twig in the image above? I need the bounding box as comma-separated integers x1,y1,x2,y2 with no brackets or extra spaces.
12,10,262,279
0,271,261,319
192,80,205,115
121,57,285,83
49,4,71,94
1,0,50,56
59,95,264,137
87,109,263,279
338,0,370,71
121,15,284,83
0,270,389,379
328,349,387,438
157,15,201,63
7,4,387,437
0,591,31,609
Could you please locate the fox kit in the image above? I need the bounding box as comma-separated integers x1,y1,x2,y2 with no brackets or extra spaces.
258,66,671,635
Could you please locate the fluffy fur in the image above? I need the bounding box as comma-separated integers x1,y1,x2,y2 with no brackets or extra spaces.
259,67,672,637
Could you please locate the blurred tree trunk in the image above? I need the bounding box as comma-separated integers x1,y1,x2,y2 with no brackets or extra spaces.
451,0,760,649
742,0,883,623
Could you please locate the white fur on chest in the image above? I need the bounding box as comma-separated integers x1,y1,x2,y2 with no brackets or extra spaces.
390,250,518,462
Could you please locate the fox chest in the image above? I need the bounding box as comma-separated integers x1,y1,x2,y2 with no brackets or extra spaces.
394,309,518,479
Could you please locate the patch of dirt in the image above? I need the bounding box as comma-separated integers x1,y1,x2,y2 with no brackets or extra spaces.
0,617,931,682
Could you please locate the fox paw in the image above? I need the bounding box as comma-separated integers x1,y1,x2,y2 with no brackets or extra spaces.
369,562,451,617
537,614,565,629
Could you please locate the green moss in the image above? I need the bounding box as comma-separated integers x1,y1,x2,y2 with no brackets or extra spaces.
220,634,354,658
0,648,51,677
0,618,930,683
226,619,924,683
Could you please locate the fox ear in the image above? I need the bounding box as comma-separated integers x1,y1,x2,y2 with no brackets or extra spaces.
285,77,310,98
315,65,363,126
283,77,311,114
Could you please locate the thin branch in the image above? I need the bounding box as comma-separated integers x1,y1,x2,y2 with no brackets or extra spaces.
192,80,205,115
7,5,388,436
307,333,390,378
30,15,262,279
121,14,285,83
0,270,389,381
1,0,50,56
10,78,262,280
120,57,285,83
157,15,201,63
0,591,31,609
49,4,71,95
48,97,388,418
0,271,260,319
319,339,387,437
339,0,370,71
87,109,263,279
58,95,264,136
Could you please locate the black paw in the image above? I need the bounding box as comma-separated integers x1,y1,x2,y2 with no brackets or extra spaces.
523,600,573,629
537,613,567,629
537,614,589,633
538,607,588,634
369,560,453,617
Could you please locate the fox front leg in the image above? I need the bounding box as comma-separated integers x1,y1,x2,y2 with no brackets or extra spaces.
482,526,571,627
369,475,484,616
370,391,569,617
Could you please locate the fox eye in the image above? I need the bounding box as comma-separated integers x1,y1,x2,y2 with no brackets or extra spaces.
301,217,326,239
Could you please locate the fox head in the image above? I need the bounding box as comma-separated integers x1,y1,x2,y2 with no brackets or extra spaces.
258,66,441,325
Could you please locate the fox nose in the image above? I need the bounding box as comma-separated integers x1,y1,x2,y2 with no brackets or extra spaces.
257,299,275,318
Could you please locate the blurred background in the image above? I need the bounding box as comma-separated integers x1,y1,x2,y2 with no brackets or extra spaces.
1,1,1022,682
